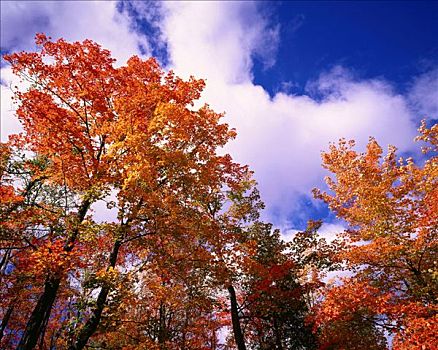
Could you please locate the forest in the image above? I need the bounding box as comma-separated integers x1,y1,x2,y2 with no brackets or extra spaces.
1,35,436,350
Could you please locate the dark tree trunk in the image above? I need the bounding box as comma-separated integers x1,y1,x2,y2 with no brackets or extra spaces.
158,301,167,349
273,317,283,350
228,285,247,350
0,301,14,342
0,248,11,273
17,199,91,350
16,277,61,349
69,238,122,350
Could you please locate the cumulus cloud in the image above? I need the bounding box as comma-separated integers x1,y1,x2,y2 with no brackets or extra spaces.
408,68,438,119
282,222,345,243
1,1,433,228
1,1,52,52
0,1,149,63
160,1,279,83
1,0,150,141
141,2,419,225
0,68,21,140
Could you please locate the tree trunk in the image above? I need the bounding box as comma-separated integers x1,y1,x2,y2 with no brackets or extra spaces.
0,248,11,273
69,238,122,350
16,277,61,349
0,301,14,342
273,317,283,350
17,199,91,350
158,301,167,349
228,285,246,350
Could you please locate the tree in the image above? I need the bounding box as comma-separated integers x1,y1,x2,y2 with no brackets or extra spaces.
222,220,340,350
312,122,438,349
1,34,257,349
84,258,225,349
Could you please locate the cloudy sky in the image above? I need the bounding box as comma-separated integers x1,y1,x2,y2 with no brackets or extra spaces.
1,1,437,235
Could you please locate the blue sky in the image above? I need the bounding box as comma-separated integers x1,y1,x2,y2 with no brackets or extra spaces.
1,1,437,235
254,2,438,96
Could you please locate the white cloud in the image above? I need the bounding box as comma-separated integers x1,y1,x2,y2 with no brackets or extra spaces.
160,1,279,84
1,1,432,226
149,2,419,223
281,229,300,243
0,1,149,63
1,0,151,141
1,1,52,51
408,68,438,119
281,222,344,243
1,69,21,141
318,223,345,243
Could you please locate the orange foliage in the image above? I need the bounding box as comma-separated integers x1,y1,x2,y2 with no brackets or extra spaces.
1,34,255,349
313,122,437,349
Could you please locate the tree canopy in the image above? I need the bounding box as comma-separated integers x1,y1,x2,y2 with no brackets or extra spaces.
313,123,437,349
1,35,436,350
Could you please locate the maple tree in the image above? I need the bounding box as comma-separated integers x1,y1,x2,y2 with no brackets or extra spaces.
221,220,340,350
312,122,438,349
83,259,225,349
3,33,436,350
1,34,258,349
238,222,317,350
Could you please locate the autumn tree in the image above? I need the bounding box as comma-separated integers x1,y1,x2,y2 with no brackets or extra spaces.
221,219,342,350
83,258,225,349
1,34,258,349
239,222,317,350
287,220,341,312
313,121,438,349
0,145,71,347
